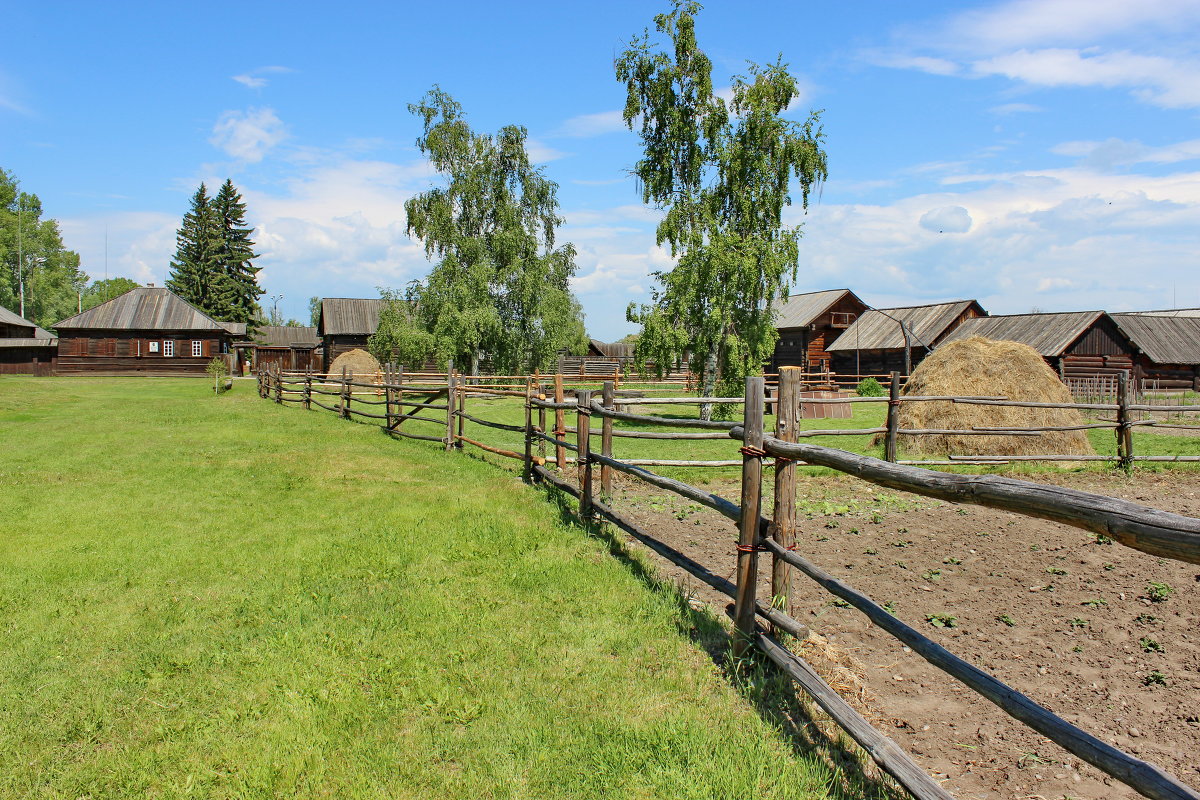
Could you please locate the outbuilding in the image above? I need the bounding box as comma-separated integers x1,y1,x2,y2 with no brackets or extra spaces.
771,289,869,373
0,305,57,376
1111,313,1200,391
53,286,235,375
317,298,386,371
251,325,322,373
826,299,986,377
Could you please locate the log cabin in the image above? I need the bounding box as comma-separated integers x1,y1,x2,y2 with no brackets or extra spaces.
52,286,235,375
940,311,1139,385
771,289,868,373
0,305,57,376
826,299,986,377
1111,313,1200,391
318,298,385,371
251,325,322,373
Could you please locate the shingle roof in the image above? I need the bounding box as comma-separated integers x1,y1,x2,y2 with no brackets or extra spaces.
827,300,984,352
319,298,386,337
0,305,53,338
1124,308,1200,318
588,339,634,358
774,289,865,330
940,311,1107,357
53,287,230,332
0,338,56,348
220,321,249,337
254,325,320,348
1112,314,1200,364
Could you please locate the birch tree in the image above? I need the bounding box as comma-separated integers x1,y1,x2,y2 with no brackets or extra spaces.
617,1,827,416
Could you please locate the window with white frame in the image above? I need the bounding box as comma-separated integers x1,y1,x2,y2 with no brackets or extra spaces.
163,340,174,357
192,340,203,357
149,341,159,353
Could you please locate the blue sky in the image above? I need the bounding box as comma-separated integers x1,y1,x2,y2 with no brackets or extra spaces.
5,0,1200,338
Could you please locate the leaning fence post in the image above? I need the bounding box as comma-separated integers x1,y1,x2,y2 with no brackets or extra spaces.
1117,371,1133,470
771,367,801,633
885,371,901,462
600,380,615,500
445,362,456,451
523,376,534,483
554,373,566,470
577,389,593,519
304,371,312,410
733,376,766,660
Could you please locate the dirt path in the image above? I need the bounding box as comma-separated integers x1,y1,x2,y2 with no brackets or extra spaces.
606,468,1200,800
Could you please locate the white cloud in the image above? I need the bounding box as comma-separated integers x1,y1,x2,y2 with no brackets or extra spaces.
1052,137,1200,169
524,139,568,163
919,205,973,233
989,102,1042,114
941,0,1200,50
58,211,180,286
554,110,626,138
232,65,293,89
209,107,288,162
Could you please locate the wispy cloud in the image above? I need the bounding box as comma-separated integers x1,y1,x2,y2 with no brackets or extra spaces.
989,102,1042,114
209,107,288,162
232,65,294,90
554,110,626,138
1052,136,1200,168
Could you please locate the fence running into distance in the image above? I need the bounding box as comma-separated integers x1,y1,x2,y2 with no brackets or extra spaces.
256,363,1200,800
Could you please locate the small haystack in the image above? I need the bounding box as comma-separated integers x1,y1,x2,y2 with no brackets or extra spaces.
327,348,381,379
896,336,1095,457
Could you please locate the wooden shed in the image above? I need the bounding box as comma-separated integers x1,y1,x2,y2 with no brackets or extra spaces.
251,325,322,373
941,311,1138,384
0,305,57,376
52,286,235,376
771,288,868,373
1111,313,1200,391
318,298,386,371
826,299,986,377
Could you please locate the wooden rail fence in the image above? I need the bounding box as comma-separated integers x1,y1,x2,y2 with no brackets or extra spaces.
256,363,1200,800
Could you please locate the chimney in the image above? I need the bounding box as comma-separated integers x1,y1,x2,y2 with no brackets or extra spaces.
147,282,155,287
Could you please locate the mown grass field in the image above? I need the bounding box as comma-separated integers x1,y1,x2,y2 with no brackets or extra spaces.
0,376,844,800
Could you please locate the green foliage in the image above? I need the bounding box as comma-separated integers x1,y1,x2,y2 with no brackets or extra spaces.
308,295,322,327
206,356,230,394
1143,670,1168,687
81,277,140,311
996,613,1016,627
925,613,957,628
167,180,261,326
1145,581,1174,602
617,4,827,414
0,168,88,329
855,377,885,397
402,88,587,375
1139,636,1163,653
368,286,437,367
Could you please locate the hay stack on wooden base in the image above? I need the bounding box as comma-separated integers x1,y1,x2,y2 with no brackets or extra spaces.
897,336,1095,457
327,348,381,379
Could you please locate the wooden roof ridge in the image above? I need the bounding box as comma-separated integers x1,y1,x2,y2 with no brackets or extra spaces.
53,286,230,332
826,299,985,352
940,310,1119,357
1111,314,1200,365
0,304,53,338
773,288,866,330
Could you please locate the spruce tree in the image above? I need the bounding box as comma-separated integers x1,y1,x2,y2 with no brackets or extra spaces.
211,179,262,325
166,183,221,313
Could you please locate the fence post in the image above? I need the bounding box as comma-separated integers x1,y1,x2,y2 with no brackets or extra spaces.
445,362,456,451
885,371,901,462
600,380,615,500
577,389,593,519
341,368,351,419
733,376,765,660
455,368,466,449
396,367,405,428
382,363,393,427
1117,371,1133,470
554,373,566,470
274,365,282,404
523,376,534,483
304,371,312,411
537,383,547,464
771,367,801,633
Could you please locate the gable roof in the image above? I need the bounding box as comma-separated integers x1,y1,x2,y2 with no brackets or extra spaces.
254,325,320,348
0,305,53,338
774,289,867,330
588,339,634,358
53,287,230,332
1123,308,1200,318
827,300,985,352
940,311,1109,357
319,298,386,337
1112,314,1200,364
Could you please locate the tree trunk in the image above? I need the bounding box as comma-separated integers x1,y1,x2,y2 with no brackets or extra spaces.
699,341,720,421
470,350,481,377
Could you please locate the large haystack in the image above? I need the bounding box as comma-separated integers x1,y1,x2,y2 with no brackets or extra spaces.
327,348,381,379
896,336,1095,457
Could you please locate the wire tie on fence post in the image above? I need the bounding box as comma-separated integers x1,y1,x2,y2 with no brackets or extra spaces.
739,445,768,458
736,543,769,553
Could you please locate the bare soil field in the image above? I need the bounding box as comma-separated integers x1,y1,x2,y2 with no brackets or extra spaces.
607,468,1200,800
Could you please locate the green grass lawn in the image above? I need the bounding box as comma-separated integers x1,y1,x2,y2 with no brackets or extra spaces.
0,376,842,800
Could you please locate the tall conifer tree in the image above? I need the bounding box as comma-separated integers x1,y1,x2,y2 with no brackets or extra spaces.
212,179,262,325
166,183,221,313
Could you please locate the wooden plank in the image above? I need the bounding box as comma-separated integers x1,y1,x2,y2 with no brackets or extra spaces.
759,538,1199,800
601,381,614,499
771,367,800,630
743,431,1200,565
445,363,456,451
577,389,593,518
885,372,900,462
590,404,739,430
554,374,566,472
588,451,741,522
733,376,765,658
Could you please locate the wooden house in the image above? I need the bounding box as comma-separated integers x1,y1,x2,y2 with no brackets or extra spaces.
941,311,1138,383
826,299,986,377
52,286,235,375
318,298,386,370
771,289,868,373
0,305,57,376
1111,313,1200,391
251,325,322,373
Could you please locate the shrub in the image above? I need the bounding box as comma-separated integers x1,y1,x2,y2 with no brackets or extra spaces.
206,357,231,394
856,377,885,397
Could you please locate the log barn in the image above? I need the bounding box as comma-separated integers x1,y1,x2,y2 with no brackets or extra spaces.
318,298,385,371
0,305,57,376
770,289,869,373
826,299,986,377
940,311,1138,384
52,286,235,376
1111,313,1200,391
251,325,322,373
